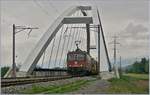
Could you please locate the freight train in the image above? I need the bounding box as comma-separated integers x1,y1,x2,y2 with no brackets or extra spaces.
67,48,99,75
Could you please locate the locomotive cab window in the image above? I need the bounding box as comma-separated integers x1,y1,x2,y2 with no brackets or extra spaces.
68,53,85,61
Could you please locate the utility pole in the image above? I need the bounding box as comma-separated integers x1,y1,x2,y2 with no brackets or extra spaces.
113,35,120,78
119,56,122,77
97,25,100,73
136,57,138,62
110,35,120,78
12,24,16,78
12,24,38,78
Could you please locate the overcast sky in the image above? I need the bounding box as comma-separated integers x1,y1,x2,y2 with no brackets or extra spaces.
1,0,149,71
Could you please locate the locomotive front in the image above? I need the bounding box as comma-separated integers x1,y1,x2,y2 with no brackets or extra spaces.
67,49,87,75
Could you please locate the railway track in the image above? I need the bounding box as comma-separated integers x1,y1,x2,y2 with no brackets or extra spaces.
1,75,73,87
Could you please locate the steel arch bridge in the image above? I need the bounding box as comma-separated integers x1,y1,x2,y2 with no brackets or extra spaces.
5,6,112,77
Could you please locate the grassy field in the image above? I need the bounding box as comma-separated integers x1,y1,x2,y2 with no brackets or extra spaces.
124,73,149,80
107,73,149,94
21,79,94,94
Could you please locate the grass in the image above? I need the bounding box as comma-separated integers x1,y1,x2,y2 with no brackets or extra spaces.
124,73,149,80
108,73,149,94
21,79,95,94
44,80,88,94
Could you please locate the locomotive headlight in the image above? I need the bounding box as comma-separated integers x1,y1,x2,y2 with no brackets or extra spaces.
74,61,78,64
80,64,83,67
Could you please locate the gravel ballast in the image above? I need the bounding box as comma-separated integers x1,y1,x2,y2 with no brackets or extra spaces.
1,76,97,94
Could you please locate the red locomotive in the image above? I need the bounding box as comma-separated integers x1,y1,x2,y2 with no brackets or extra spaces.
67,43,99,75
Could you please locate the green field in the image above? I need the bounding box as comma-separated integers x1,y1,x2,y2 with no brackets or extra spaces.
124,73,149,80
108,73,149,94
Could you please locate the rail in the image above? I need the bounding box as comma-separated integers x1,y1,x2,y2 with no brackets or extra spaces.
1,75,73,87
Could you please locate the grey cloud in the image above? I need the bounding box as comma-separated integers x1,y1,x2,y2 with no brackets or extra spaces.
117,22,149,56
98,0,149,22
119,22,149,40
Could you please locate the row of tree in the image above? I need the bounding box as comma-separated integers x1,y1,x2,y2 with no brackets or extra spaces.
125,57,149,74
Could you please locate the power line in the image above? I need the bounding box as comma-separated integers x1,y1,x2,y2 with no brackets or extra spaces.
47,0,59,14
34,0,52,17
72,24,80,51
76,11,83,40
71,11,81,50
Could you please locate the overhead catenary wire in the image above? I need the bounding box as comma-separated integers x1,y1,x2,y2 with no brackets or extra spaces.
73,24,81,50
70,25,79,50
70,11,81,50
47,0,59,14
34,0,52,17
66,11,77,51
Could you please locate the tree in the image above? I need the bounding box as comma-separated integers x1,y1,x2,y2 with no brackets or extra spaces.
144,59,149,73
125,57,149,74
1,67,10,77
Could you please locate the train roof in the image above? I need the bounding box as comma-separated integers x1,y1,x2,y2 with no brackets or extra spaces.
68,48,87,54
67,48,98,62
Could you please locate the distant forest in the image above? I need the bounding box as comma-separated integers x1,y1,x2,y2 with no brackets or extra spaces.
125,57,149,74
